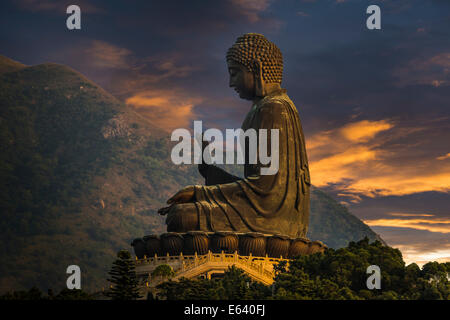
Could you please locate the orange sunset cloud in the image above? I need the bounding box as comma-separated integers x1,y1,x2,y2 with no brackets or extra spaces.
126,90,202,131
85,40,132,69
398,247,450,266
364,218,450,233
437,153,450,160
339,120,393,142
307,119,450,198
389,213,435,217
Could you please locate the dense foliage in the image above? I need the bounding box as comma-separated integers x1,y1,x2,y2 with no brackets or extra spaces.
274,238,449,299
156,238,449,300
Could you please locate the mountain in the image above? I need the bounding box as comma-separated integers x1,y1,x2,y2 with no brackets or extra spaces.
0,55,382,293
0,56,25,74
308,187,384,248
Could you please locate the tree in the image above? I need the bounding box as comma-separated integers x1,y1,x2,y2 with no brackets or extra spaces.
272,238,449,300
151,264,175,280
105,250,142,300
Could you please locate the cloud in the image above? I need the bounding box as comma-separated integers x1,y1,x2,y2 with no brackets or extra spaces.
413,257,450,267
143,55,198,82
392,52,450,87
339,120,393,142
358,209,450,265
347,172,450,197
337,193,361,204
370,226,450,265
308,119,392,187
308,120,394,151
389,212,434,217
120,0,282,37
400,246,450,266
296,11,309,17
308,119,450,199
13,0,103,14
364,217,450,233
125,90,202,131
437,153,450,160
72,40,200,100
85,41,132,69
230,0,272,22
416,27,426,34
105,54,198,97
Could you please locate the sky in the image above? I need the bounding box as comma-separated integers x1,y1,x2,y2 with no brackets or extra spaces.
1,0,449,265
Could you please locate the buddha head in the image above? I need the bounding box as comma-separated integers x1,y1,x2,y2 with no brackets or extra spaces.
226,33,283,100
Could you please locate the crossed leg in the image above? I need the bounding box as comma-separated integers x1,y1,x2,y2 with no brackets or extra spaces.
165,203,199,232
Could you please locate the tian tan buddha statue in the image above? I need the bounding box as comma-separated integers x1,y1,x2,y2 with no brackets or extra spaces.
158,33,311,239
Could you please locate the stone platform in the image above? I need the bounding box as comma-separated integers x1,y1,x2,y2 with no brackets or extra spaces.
131,231,326,260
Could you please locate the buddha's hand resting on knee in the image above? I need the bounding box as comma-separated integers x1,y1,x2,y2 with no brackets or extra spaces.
157,206,171,216
167,185,195,204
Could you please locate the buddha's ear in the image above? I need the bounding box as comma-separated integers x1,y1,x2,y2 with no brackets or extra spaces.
253,59,266,97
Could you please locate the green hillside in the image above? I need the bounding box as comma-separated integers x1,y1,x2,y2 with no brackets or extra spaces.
0,56,25,74
0,55,382,293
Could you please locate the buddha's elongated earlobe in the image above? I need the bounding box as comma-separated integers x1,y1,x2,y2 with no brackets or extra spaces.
253,59,266,97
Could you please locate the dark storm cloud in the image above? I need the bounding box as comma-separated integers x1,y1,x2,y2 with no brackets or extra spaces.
285,27,449,132
12,0,105,14
374,227,449,251
345,192,450,221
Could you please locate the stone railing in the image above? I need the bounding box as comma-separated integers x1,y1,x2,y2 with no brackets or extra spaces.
135,250,289,285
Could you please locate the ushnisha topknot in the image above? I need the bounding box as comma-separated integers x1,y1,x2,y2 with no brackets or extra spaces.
226,33,283,84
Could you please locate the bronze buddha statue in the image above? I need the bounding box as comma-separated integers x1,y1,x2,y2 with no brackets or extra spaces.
158,33,311,239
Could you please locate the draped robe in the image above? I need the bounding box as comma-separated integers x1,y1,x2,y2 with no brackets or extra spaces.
187,89,310,238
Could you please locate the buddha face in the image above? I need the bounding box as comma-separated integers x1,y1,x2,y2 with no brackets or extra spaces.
227,60,255,100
